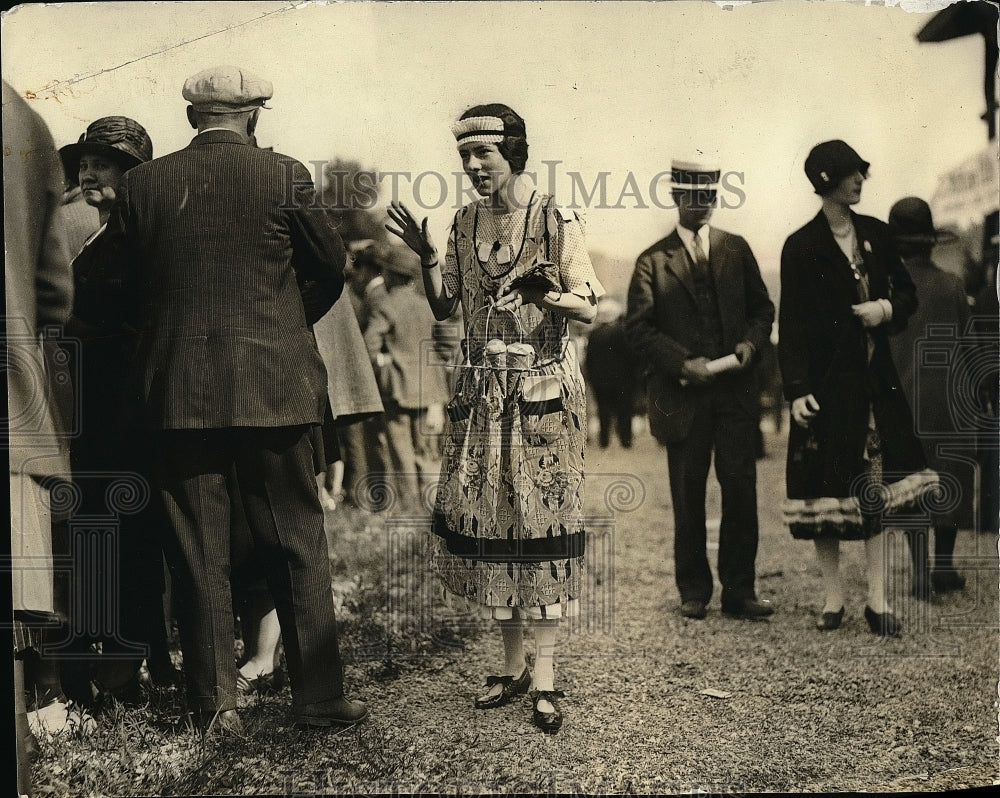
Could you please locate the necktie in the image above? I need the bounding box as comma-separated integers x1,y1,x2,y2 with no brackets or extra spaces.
691,230,709,281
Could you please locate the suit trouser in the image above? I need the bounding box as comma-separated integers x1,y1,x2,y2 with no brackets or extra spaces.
339,417,386,507
665,382,760,605
382,401,439,512
154,425,343,713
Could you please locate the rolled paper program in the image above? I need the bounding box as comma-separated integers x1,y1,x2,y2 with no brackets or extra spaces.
705,353,741,374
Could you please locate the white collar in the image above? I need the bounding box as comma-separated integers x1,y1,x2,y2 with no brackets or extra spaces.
675,223,710,259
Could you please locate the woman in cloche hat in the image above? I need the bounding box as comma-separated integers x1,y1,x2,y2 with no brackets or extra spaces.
59,116,153,228
58,116,178,703
778,140,938,638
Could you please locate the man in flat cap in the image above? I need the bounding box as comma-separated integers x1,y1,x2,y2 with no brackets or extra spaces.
92,65,366,733
625,157,775,621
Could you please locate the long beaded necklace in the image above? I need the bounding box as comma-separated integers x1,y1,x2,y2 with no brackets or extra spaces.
472,191,537,278
831,219,867,285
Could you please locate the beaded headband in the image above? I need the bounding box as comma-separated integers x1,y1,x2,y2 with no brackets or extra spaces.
450,116,506,148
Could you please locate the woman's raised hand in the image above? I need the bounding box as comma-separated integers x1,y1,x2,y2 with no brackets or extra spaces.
386,201,437,262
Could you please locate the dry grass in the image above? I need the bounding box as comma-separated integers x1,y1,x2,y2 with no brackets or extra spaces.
26,423,1000,795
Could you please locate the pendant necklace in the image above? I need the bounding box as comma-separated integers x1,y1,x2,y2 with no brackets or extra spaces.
473,192,536,276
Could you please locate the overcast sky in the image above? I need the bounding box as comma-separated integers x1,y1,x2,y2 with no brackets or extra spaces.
2,0,993,274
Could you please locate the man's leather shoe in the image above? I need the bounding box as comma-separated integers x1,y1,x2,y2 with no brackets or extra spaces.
721,598,774,619
292,697,368,728
474,667,531,709
680,600,707,619
192,708,244,738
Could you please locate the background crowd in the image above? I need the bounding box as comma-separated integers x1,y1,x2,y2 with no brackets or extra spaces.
6,3,999,795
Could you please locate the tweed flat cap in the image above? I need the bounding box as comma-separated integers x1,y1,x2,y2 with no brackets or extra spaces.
182,66,272,113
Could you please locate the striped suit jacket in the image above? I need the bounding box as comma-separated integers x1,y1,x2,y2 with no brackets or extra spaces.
102,129,345,430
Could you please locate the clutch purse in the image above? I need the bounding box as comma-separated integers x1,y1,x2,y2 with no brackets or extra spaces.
506,260,560,293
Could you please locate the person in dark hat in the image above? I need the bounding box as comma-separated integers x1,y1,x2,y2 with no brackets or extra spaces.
886,196,970,597
56,115,182,706
80,65,366,734
362,246,450,513
779,141,937,637
625,157,776,622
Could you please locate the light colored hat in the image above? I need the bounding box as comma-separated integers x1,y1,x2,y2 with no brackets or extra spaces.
670,157,721,191
182,65,273,113
450,116,506,148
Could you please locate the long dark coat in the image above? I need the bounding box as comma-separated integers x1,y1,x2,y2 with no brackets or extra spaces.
778,210,927,507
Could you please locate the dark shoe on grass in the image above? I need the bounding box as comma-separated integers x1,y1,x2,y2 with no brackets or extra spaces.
931,569,966,593
816,606,845,631
864,605,902,638
530,689,564,735
474,667,531,709
680,600,707,619
722,598,774,619
292,697,368,728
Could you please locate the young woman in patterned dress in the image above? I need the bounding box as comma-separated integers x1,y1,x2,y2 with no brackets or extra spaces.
387,104,603,733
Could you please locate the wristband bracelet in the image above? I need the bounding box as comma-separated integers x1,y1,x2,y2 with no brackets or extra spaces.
421,260,439,270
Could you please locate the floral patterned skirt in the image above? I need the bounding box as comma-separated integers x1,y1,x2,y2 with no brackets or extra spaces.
429,355,587,617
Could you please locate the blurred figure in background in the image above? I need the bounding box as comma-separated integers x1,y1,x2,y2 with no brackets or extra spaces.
363,247,450,514
338,240,389,507
971,224,999,536
584,297,639,449
5,79,89,791
887,196,972,598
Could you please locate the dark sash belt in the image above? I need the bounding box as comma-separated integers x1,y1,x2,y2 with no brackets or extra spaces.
432,513,585,562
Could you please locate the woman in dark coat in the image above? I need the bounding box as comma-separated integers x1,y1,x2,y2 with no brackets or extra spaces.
778,140,938,637
60,117,178,697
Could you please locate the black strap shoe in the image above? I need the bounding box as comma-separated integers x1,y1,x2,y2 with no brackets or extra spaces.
474,667,531,709
864,605,902,638
816,606,845,631
531,689,564,735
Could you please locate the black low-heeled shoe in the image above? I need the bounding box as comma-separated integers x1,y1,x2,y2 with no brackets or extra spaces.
474,667,531,710
931,569,966,593
531,689,565,735
864,605,902,637
816,606,845,631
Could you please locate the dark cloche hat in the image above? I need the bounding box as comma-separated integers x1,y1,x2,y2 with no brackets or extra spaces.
59,116,153,181
804,140,870,195
888,196,957,246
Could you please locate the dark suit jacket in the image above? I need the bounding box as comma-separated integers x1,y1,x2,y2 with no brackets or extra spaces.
625,227,774,443
100,130,345,429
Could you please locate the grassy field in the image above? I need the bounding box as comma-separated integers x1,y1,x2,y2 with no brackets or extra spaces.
24,421,1000,796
